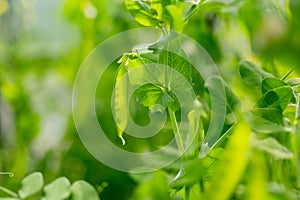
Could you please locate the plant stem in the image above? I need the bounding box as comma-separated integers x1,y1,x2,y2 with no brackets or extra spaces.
168,107,184,155
185,186,191,200
0,186,18,198
294,92,300,184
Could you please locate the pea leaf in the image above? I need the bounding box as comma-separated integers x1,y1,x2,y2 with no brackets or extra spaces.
262,78,288,94
253,137,293,159
245,111,291,134
124,0,163,27
42,177,71,200
18,172,44,199
251,108,284,125
71,181,99,200
166,2,185,31
239,60,273,87
135,83,177,113
255,86,293,111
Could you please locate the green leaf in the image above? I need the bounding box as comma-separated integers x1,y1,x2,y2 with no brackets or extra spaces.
18,172,44,199
251,108,284,125
245,111,291,134
166,2,185,31
169,148,223,188
262,78,288,94
256,86,293,111
131,171,170,200
287,78,300,86
203,121,251,200
253,137,293,159
71,181,99,200
42,177,71,200
239,60,273,87
135,84,177,113
158,41,192,84
129,57,194,112
124,0,163,27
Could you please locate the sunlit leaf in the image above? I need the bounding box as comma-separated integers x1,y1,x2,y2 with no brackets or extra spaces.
71,181,99,200
124,0,163,27
43,177,71,200
166,2,185,31
18,172,44,199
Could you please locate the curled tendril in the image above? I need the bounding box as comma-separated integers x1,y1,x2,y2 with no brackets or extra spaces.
0,172,14,177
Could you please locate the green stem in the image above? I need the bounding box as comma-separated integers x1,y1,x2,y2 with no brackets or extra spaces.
294,92,300,184
185,186,191,200
168,107,184,154
0,186,18,198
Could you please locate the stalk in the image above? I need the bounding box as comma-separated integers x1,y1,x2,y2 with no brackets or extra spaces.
0,186,18,198
294,92,300,184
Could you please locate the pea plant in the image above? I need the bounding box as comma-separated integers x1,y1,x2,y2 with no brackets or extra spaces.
112,0,300,199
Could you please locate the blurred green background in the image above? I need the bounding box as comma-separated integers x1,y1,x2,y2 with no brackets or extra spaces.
1,0,300,199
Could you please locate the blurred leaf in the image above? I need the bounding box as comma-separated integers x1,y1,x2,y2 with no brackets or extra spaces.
262,78,288,94
43,177,71,200
253,137,293,159
239,60,273,87
18,172,44,199
287,78,300,86
244,150,268,200
267,183,299,200
169,147,224,188
71,181,99,200
131,171,170,200
203,121,251,200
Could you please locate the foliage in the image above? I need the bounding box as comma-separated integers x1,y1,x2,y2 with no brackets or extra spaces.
1,0,300,199
0,172,99,200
